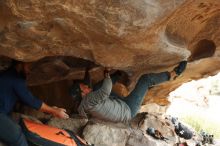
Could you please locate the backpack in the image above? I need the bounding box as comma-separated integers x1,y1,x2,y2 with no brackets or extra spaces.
20,118,93,146
174,122,193,140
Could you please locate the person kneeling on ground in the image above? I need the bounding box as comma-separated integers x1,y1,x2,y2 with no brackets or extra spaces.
71,61,187,123
0,61,69,146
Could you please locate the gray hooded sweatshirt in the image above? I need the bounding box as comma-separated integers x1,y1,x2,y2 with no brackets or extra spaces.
78,77,131,123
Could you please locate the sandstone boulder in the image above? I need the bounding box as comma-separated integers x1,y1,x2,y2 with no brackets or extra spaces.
83,120,130,146
126,130,170,146
47,116,88,134
131,113,177,144
0,0,219,85
140,103,168,115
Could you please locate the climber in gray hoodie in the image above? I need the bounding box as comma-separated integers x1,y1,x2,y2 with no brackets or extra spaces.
71,61,187,123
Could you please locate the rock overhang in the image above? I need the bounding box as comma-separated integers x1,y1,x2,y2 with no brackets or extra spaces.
0,0,220,107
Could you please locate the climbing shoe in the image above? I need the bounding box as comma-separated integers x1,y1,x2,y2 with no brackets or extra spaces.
147,127,155,136
173,61,188,76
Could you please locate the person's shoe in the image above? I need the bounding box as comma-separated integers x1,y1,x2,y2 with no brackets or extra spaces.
173,61,188,76
147,127,155,136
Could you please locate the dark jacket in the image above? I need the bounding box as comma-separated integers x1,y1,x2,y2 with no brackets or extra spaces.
0,68,42,114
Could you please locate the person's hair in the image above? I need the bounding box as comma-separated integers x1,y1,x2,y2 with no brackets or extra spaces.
70,80,83,102
10,60,29,79
8,60,25,72
11,60,23,67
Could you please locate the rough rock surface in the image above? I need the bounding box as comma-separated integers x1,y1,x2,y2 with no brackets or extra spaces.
47,116,88,134
83,121,130,146
0,0,188,66
11,112,42,124
138,113,176,141
130,113,177,144
140,103,168,115
81,114,177,146
127,130,170,146
0,0,220,112
42,113,200,146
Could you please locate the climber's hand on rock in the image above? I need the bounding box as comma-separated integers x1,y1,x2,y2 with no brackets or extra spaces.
104,67,111,78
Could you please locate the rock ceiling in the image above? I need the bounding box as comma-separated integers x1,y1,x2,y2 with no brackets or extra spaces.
0,0,220,106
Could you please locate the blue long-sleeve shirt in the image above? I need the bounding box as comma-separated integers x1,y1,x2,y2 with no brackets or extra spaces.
0,68,42,114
